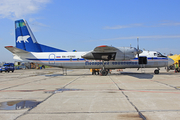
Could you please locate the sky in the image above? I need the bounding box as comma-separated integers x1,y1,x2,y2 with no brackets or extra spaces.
0,0,180,62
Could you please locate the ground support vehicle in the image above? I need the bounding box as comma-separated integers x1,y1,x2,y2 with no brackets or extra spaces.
0,63,15,73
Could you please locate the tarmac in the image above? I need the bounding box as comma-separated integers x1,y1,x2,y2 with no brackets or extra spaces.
0,68,180,120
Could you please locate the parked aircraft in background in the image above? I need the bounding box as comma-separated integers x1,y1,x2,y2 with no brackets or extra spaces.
5,19,174,76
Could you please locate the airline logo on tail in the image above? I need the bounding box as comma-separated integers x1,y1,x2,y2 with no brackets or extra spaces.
15,21,26,29
16,35,30,43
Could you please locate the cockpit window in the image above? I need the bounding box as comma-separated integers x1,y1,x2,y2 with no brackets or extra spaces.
157,52,167,57
157,52,161,56
154,53,157,56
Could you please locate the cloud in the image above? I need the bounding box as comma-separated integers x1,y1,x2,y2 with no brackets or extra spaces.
29,18,49,27
155,48,179,55
104,21,180,30
103,23,143,29
27,18,49,32
0,0,51,19
160,21,180,26
137,35,180,39
86,35,180,42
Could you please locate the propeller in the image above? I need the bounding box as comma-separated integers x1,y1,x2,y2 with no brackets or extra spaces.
137,37,144,65
137,37,139,60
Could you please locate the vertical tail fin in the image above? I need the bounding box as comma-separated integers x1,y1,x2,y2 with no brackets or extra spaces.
15,19,42,52
15,19,67,52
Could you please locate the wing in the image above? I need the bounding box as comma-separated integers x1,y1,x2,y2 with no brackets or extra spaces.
82,45,118,60
82,45,140,61
94,45,119,52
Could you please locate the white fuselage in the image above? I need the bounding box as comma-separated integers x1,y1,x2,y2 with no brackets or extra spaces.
13,50,174,69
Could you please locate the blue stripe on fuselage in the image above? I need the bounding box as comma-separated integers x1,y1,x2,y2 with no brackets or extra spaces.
133,57,167,60
26,57,167,61
27,58,85,61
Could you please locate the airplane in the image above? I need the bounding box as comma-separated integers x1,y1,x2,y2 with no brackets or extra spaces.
5,19,174,76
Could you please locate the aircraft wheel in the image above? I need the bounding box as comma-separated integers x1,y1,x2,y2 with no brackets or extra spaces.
154,70,159,74
100,69,108,76
105,71,108,75
100,70,105,76
101,70,106,76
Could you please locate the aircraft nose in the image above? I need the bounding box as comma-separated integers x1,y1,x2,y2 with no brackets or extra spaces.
168,58,174,66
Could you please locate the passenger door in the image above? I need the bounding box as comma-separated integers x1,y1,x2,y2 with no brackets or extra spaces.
49,54,55,64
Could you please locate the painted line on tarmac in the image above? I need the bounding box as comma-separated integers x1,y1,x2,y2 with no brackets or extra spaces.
109,76,146,120
1,89,180,94
14,70,88,120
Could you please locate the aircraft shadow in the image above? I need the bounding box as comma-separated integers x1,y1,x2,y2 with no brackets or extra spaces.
43,72,154,79
45,74,64,77
112,72,154,79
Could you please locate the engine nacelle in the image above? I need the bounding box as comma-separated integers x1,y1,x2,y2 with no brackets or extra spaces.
81,52,116,61
115,47,140,60
81,46,142,61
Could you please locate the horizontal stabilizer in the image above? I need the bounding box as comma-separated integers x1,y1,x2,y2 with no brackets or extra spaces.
5,46,29,54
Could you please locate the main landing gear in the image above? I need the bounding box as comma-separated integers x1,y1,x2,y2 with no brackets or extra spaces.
91,68,108,76
154,68,160,74
100,69,109,76
99,60,109,76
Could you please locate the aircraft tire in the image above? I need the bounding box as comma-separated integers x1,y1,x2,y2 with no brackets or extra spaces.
105,71,108,76
100,70,106,76
100,69,108,76
154,70,159,74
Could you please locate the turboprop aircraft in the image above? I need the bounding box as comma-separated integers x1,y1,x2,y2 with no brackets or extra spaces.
5,19,174,76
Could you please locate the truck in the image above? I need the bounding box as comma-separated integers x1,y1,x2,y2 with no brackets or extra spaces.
0,63,15,73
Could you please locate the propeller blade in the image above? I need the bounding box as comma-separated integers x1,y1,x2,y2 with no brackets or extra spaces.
137,37,139,51
137,37,140,54
137,37,139,64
